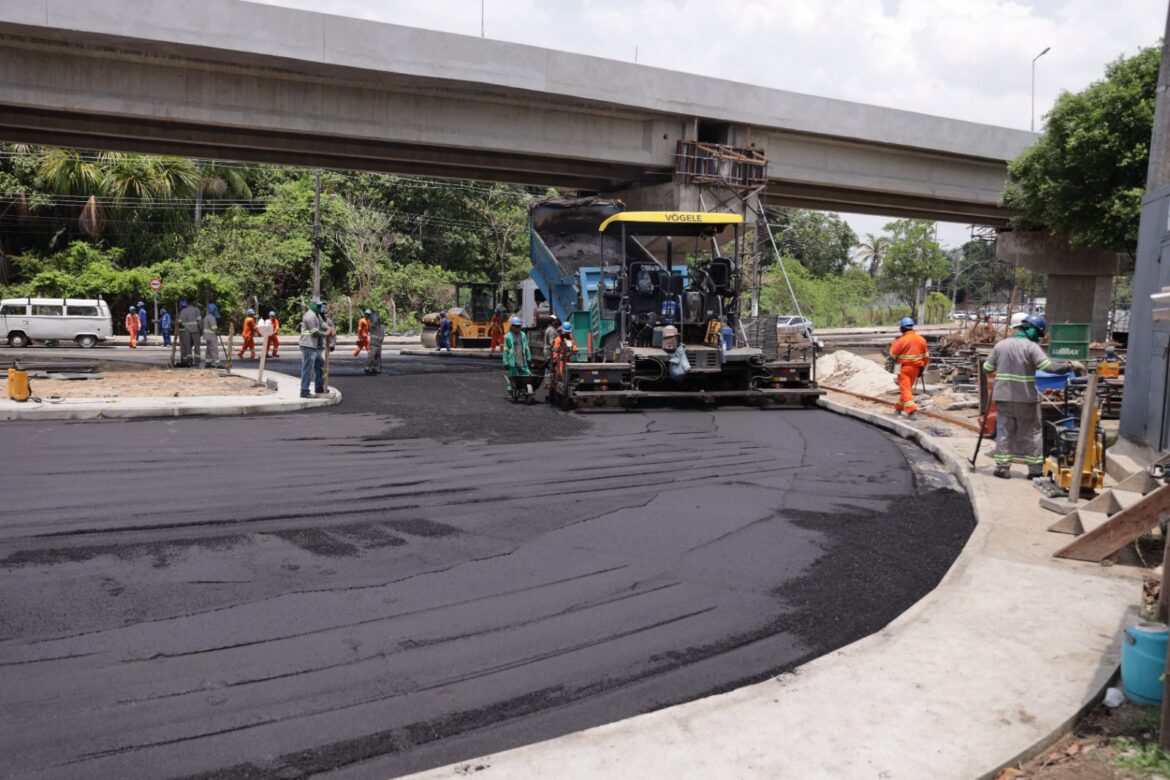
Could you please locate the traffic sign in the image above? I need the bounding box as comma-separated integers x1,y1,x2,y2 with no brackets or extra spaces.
149,278,162,291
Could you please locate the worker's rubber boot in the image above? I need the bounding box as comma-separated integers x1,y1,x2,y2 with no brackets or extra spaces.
906,412,920,421
1027,468,1044,480
993,466,1011,480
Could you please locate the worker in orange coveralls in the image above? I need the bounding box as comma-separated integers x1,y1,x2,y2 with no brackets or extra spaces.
265,310,280,358
889,316,929,420
353,310,371,357
124,307,139,348
488,306,506,353
238,308,258,359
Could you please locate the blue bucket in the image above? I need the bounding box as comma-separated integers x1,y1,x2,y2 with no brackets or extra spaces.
1122,622,1168,705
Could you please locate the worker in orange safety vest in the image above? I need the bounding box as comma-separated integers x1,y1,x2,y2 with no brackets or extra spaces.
488,307,506,354
238,308,258,359
353,310,371,357
551,320,575,377
265,310,280,358
124,307,139,348
889,316,929,420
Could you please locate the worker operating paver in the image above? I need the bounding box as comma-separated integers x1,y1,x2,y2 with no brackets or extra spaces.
982,314,1083,479
889,316,928,420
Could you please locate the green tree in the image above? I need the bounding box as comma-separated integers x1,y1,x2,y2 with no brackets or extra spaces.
1003,45,1159,253
769,207,858,277
878,219,948,310
855,232,889,277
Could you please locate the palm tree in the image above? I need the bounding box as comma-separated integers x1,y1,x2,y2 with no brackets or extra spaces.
856,233,890,278
194,162,252,225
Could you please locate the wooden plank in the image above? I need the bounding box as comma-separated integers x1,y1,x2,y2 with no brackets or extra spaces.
1055,483,1170,562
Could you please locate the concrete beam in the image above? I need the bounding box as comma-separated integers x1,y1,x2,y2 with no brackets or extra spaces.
996,231,1122,275
0,0,1034,224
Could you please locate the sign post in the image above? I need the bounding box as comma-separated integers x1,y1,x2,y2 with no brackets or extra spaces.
149,278,162,335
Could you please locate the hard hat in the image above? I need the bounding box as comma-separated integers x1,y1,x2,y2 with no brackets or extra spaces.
661,325,679,338
1104,344,1117,355
363,309,372,316
1010,312,1027,328
1022,313,1047,337
899,317,915,329
247,308,255,315
561,321,573,333
268,310,276,317
137,300,145,307
207,303,219,315
179,299,188,308
509,316,522,327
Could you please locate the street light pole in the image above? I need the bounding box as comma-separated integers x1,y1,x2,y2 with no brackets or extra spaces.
1031,46,1051,132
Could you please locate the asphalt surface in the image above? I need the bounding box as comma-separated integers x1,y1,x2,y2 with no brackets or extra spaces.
0,348,975,779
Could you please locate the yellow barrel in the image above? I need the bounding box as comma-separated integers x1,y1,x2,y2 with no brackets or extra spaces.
7,368,30,402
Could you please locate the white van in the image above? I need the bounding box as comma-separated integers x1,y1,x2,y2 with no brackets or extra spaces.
0,297,113,348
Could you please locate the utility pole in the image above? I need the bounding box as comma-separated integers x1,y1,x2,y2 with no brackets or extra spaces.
311,169,321,300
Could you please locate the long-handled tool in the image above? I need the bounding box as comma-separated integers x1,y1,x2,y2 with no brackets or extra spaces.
970,395,989,469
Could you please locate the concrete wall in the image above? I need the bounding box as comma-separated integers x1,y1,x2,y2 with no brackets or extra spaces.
1120,184,1170,450
0,0,1034,223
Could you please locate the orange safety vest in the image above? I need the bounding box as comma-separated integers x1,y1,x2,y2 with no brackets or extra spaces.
1098,357,1121,379
242,316,257,338
125,313,138,333
357,317,370,339
890,330,929,368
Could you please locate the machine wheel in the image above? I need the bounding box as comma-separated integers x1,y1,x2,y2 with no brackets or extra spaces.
420,328,438,349
8,332,29,348
76,334,98,349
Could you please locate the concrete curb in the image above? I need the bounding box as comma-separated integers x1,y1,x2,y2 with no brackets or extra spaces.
0,364,340,421
817,395,1119,779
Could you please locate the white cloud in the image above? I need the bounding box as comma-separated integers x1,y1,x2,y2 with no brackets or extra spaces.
249,0,1164,241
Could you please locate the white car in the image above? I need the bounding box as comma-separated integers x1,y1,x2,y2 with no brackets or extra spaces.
776,315,814,338
1,297,113,348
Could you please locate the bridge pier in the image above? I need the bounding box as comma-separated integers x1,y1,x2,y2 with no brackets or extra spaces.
996,231,1121,343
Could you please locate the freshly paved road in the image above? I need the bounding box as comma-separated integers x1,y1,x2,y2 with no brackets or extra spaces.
0,349,974,779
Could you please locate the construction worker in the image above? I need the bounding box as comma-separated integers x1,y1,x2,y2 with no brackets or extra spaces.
364,309,385,375
354,309,371,357
488,306,506,354
436,311,453,352
543,315,560,361
202,303,221,368
177,300,202,367
889,317,929,420
265,310,280,358
124,307,139,348
136,300,148,345
299,300,330,398
1098,345,1123,379
160,307,172,347
552,320,574,376
238,308,258,359
503,315,531,380
983,313,1084,480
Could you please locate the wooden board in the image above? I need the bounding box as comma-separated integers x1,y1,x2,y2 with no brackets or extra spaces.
1054,482,1170,562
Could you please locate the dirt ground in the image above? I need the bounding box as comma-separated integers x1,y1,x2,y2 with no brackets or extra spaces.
999,700,1170,779
28,361,272,399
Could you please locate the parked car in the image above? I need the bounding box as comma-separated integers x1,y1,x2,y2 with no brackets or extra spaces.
0,297,113,348
776,315,814,338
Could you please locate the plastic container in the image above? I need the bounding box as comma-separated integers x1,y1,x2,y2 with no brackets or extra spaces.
7,368,30,402
720,326,734,352
1121,622,1168,705
660,299,679,325
1035,370,1070,392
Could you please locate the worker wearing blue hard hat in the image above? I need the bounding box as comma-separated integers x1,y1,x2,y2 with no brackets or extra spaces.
503,315,532,383
888,316,929,420
982,313,1085,479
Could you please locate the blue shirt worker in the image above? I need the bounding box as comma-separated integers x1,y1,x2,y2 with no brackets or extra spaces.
982,314,1083,479
136,301,148,344
160,308,173,347
436,311,453,352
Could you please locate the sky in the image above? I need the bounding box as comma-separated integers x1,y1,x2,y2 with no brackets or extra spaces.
249,0,1165,249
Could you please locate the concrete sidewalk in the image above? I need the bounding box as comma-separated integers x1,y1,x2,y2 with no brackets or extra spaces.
0,363,340,420
405,392,1141,780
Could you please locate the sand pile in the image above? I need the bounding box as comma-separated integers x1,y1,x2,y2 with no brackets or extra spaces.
816,350,898,396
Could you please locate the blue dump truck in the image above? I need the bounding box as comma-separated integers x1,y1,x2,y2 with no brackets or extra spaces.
527,196,823,410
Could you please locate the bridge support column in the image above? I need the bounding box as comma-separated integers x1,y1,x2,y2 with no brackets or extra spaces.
604,182,760,216
996,231,1121,343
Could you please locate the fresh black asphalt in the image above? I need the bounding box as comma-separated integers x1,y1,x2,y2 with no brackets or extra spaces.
0,350,975,779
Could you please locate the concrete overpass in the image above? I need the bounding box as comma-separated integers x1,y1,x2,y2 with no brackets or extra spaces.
0,0,1036,224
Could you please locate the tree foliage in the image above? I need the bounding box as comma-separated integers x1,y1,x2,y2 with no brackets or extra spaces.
877,219,949,308
769,207,858,277
1003,45,1159,253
